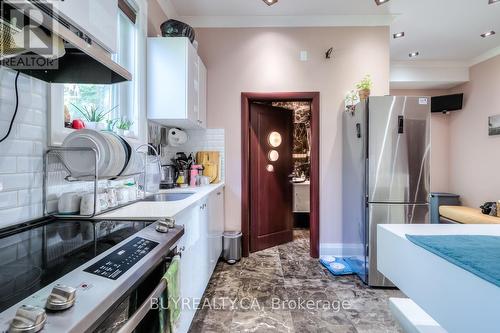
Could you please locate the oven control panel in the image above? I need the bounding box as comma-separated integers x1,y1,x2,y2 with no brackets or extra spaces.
84,237,159,280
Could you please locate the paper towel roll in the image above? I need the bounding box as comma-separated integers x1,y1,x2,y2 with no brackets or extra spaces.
168,128,188,147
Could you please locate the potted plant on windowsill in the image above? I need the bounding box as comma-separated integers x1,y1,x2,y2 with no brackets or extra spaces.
71,104,118,130
356,75,372,100
116,118,134,137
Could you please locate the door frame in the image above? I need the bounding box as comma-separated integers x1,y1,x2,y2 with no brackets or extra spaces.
241,92,320,258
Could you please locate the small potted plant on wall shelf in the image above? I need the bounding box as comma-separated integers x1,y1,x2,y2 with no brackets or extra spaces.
356,75,372,100
71,104,118,130
116,118,134,137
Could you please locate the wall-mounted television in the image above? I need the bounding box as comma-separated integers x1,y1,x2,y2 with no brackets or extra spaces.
431,93,464,113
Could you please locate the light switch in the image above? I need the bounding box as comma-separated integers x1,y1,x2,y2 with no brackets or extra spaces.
300,51,308,61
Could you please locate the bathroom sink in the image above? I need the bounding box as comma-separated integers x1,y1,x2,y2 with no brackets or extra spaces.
143,192,195,202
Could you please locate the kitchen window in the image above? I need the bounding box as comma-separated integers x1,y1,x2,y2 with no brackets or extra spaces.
50,0,140,145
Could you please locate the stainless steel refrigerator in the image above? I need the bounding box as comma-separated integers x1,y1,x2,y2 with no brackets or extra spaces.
342,96,431,287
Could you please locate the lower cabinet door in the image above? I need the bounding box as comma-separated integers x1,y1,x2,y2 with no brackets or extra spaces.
176,205,201,333
208,189,224,272
174,190,225,333
214,189,224,262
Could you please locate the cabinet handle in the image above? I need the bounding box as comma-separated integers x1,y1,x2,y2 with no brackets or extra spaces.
216,192,221,196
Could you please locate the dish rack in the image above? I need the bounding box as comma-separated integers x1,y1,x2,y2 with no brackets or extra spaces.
43,145,160,219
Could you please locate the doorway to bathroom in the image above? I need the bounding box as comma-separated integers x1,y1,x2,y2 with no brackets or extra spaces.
241,92,319,258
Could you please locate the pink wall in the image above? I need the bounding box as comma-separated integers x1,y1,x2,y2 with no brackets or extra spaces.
147,0,167,37
447,55,500,207
196,27,390,246
390,89,452,193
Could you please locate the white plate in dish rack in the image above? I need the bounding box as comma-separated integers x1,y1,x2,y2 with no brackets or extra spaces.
102,132,127,177
62,129,111,178
120,136,145,176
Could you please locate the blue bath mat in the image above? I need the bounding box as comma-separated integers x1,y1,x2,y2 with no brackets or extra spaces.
320,256,354,276
406,234,500,287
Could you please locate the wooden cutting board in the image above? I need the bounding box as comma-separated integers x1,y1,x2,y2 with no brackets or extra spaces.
196,151,220,183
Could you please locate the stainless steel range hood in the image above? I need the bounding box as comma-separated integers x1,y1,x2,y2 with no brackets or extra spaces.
0,0,131,84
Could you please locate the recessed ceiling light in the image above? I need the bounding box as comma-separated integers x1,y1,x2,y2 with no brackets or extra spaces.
481,30,496,38
263,0,278,6
488,0,499,4
409,52,419,58
375,0,390,5
393,32,405,39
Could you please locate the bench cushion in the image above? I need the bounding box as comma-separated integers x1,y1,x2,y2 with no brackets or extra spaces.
439,206,500,225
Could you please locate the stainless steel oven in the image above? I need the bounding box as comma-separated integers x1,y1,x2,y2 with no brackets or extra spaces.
0,217,184,333
94,248,178,333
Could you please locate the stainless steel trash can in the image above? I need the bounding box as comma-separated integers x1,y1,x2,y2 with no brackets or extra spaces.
223,231,242,264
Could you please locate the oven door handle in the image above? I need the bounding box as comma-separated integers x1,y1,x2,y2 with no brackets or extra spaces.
117,278,167,333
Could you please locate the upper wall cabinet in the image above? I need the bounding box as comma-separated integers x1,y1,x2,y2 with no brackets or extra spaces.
51,0,118,53
147,37,207,129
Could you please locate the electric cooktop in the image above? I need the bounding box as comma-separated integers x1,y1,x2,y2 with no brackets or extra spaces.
0,218,151,313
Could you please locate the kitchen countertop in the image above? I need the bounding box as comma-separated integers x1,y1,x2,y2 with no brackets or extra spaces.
98,183,225,220
377,224,500,333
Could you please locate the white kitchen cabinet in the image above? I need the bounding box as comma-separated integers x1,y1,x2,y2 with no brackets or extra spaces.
208,189,224,267
174,204,201,333
198,60,208,128
51,0,118,53
147,37,207,129
173,188,224,333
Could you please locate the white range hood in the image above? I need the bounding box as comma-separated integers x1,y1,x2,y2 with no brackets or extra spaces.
0,0,131,84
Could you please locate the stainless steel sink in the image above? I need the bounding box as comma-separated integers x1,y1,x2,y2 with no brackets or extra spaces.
143,192,195,202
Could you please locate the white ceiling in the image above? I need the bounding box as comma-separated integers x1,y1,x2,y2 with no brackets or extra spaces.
171,0,388,16
169,0,500,63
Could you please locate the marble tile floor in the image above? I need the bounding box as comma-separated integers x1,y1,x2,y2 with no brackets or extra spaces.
189,229,405,333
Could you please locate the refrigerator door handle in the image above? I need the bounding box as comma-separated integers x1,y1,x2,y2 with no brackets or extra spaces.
398,116,404,134
356,123,362,138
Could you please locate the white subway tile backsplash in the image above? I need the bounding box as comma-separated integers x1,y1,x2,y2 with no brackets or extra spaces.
161,128,225,181
0,68,48,227
17,157,43,173
16,124,46,141
0,173,43,191
0,204,44,229
0,191,17,209
0,156,17,174
0,139,44,156
18,188,43,206
0,106,44,127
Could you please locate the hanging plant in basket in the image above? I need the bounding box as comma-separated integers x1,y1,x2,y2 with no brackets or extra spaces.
344,90,360,114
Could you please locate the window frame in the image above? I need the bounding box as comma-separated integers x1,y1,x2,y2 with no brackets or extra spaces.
48,0,144,146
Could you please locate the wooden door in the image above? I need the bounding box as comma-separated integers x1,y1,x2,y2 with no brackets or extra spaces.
250,103,294,252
